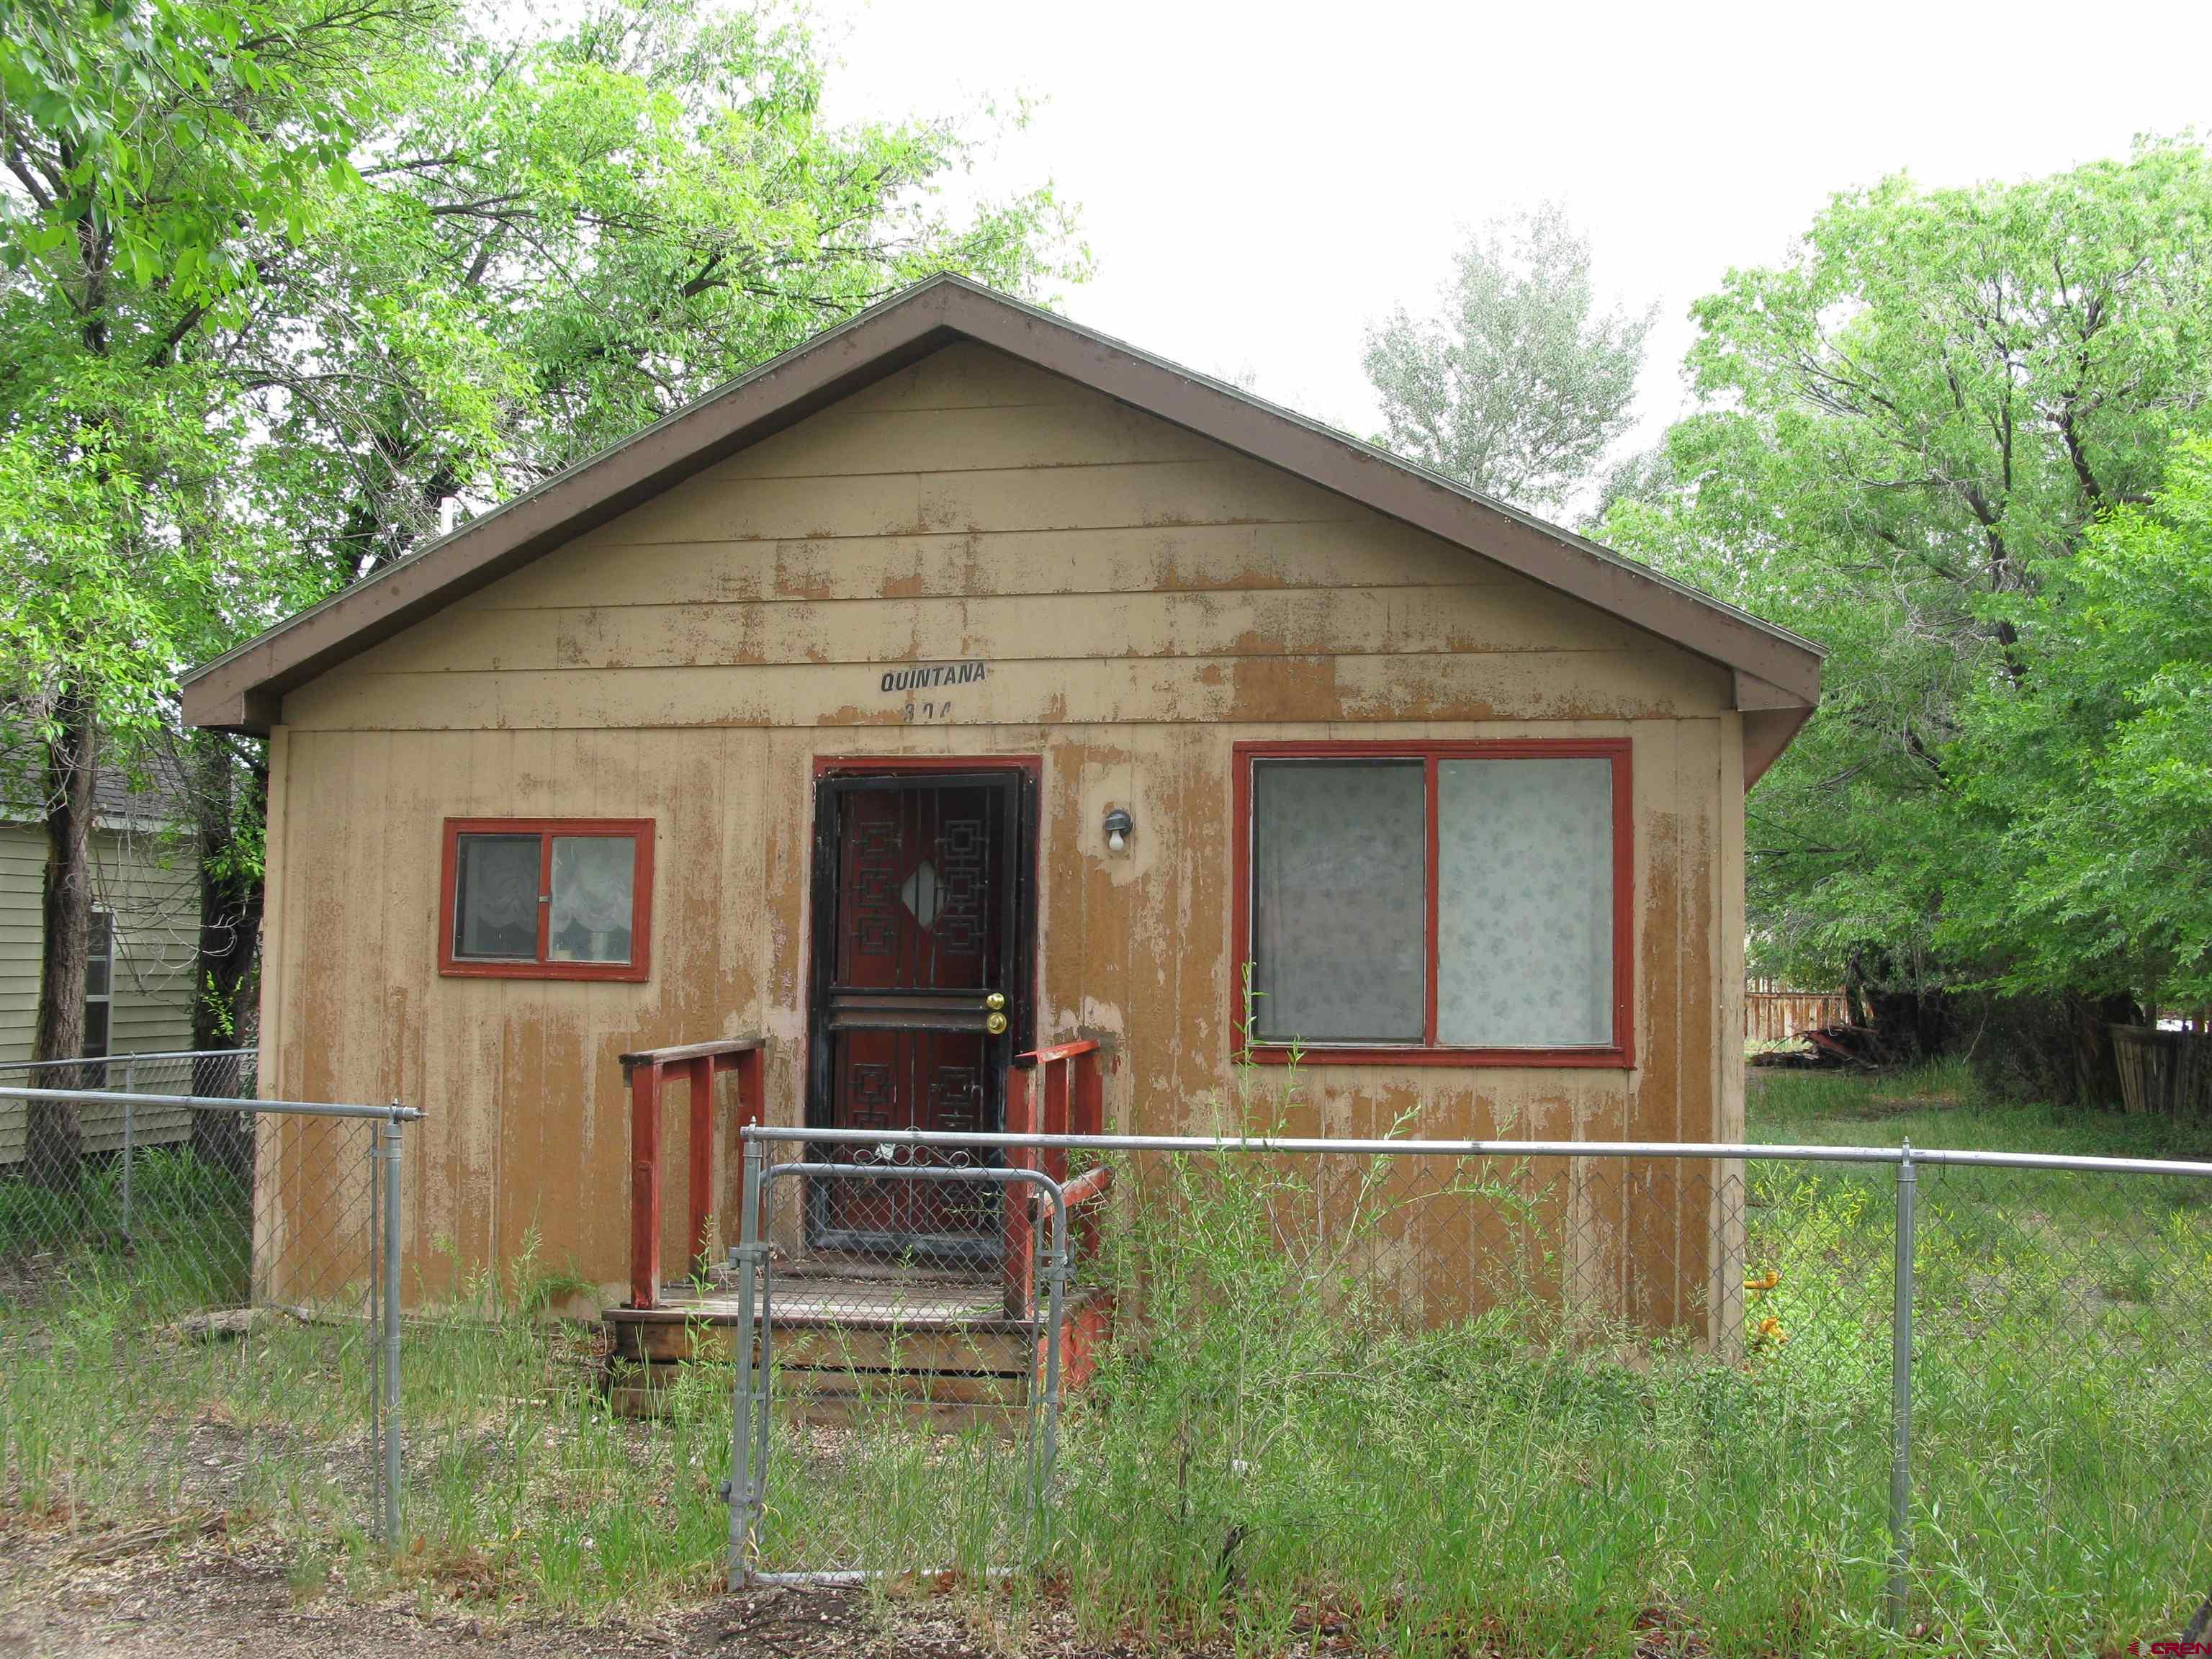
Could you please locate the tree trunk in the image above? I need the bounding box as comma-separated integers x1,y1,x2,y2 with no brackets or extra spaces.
2068,992,2139,1109
1864,988,1953,1064
27,687,97,1186
189,735,264,1172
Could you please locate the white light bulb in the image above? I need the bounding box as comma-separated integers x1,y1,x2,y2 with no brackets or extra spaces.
1106,827,1127,854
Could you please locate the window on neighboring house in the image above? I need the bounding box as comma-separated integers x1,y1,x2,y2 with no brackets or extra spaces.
439,819,655,981
84,909,113,1058
1233,741,1632,1066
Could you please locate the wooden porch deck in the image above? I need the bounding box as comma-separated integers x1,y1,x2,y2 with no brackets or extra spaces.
606,1035,1113,1428
602,1264,1108,1429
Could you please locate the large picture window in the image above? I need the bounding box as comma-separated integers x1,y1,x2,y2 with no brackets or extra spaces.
438,819,655,981
1232,741,1632,1066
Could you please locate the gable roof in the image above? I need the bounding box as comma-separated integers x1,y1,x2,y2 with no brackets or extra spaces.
181,274,1822,779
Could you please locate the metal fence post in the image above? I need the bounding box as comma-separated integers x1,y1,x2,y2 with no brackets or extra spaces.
1888,1140,1917,1626
1031,1200,1068,1542
379,1109,405,1548
727,1134,767,1591
120,1057,136,1243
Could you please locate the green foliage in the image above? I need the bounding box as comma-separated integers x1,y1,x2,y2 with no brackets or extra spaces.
0,0,421,309
0,0,424,744
1364,204,1653,513
1945,439,2212,1001
1604,139,2212,999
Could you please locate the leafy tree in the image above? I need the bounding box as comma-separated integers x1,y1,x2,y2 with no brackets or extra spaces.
1604,140,2212,1058
0,0,1082,1161
0,0,429,1174
1944,436,2212,1007
1363,204,1653,513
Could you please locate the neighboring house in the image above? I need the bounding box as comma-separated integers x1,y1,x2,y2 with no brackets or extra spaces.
0,744,200,1162
182,276,1822,1332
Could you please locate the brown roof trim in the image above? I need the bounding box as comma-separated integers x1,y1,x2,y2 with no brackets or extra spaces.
182,274,1822,743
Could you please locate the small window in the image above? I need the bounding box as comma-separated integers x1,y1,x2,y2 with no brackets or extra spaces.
439,819,654,981
84,909,113,1059
1234,742,1632,1066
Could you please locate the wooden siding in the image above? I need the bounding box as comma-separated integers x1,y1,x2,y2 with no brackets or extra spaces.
0,820,201,1162
257,342,1746,1328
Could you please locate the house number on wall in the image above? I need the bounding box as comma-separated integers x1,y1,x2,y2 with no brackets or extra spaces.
878,660,989,723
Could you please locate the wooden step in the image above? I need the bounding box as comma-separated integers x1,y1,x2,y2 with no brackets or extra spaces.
599,1277,1110,1431
605,1357,1035,1428
611,1318,1037,1373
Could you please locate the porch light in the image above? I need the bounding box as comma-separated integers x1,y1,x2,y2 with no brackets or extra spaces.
1103,806,1134,855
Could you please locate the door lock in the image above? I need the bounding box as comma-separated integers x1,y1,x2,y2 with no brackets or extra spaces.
984,991,1007,1011
985,1011,1009,1035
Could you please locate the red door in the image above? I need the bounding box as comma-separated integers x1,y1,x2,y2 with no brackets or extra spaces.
807,769,1031,1256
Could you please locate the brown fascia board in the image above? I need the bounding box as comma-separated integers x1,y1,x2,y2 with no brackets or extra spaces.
183,272,1823,736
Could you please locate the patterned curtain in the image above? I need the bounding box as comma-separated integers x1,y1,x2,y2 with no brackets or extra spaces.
1437,758,1612,1046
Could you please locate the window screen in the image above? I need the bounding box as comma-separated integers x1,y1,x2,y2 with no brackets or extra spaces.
452,834,539,960
1249,760,1426,1043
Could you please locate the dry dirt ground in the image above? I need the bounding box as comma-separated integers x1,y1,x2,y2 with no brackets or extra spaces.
0,1515,1174,1659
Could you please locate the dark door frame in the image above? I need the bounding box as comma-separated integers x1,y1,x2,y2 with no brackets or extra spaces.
802,755,1042,1254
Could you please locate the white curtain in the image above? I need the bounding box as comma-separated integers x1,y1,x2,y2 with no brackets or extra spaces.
549,836,635,962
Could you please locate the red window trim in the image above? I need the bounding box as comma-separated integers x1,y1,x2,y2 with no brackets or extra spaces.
1229,739,1634,1069
438,817,656,983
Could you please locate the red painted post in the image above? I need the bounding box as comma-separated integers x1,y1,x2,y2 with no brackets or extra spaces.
629,1061,662,1308
685,1054,715,1279
1002,1067,1036,1319
1075,1048,1103,1136
1074,1050,1105,1259
1041,1058,1071,1187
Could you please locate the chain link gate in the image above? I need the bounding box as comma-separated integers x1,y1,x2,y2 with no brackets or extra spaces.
724,1128,1071,1588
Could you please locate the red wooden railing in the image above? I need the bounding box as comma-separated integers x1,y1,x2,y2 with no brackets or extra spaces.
621,1036,765,1309
1002,1038,1107,1318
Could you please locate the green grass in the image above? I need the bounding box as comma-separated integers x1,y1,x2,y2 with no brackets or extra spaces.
5,1069,2211,1655
1022,1069,2212,1656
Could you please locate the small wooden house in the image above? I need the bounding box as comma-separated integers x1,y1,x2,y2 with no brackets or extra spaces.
183,276,1820,1341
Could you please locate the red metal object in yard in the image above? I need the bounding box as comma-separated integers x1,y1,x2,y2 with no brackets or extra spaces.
1002,1038,1108,1318
621,1036,766,1309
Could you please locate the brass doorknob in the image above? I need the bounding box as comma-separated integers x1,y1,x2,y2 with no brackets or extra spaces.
984,991,1007,1011
985,1011,1009,1035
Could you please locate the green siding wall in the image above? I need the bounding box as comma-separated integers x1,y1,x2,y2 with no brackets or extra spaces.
0,819,202,1162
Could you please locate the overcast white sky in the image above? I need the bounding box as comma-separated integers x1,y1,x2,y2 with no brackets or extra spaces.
814,0,2212,461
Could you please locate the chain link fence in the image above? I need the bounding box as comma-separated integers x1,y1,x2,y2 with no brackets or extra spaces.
724,1124,2212,1647
0,1051,413,1547
721,1137,1072,1586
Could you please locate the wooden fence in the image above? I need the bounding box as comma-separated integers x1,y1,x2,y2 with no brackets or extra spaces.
1745,982,1848,1045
